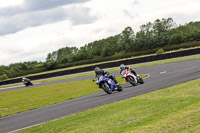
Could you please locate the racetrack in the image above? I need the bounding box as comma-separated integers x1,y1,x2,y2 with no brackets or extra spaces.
0,58,200,133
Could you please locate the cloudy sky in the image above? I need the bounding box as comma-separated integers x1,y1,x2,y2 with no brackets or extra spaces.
0,0,200,65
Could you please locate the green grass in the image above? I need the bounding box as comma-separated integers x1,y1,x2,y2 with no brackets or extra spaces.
18,78,200,133
0,75,145,117
1,54,200,89
0,83,23,89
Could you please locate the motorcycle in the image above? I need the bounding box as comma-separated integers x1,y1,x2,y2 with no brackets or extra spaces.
120,69,144,86
23,79,33,86
93,75,123,94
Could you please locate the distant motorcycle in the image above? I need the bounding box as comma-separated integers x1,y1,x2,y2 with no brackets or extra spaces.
93,75,123,94
120,69,144,86
22,78,33,86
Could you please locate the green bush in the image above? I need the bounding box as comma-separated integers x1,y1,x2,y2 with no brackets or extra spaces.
179,48,184,51
156,48,164,55
0,74,8,81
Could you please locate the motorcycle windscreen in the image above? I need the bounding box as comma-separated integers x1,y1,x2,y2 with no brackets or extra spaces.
121,70,126,76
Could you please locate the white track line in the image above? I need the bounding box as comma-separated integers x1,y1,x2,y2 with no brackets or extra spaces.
160,71,167,74
143,74,150,79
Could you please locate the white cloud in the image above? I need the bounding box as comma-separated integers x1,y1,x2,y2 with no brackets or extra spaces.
0,0,23,8
0,3,96,35
0,20,72,64
0,0,200,65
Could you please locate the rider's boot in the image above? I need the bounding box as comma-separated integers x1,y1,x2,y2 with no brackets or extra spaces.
112,77,120,85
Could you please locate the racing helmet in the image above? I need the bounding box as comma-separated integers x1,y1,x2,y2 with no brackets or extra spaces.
120,64,125,70
94,67,101,74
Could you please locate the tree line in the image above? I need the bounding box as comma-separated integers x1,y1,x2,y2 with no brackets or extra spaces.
1,18,200,81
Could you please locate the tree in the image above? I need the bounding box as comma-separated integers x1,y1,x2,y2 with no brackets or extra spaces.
0,74,8,81
152,18,176,47
118,26,135,51
136,22,154,50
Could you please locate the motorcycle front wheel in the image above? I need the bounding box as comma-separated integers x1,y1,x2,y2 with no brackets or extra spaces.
127,78,137,86
102,82,112,94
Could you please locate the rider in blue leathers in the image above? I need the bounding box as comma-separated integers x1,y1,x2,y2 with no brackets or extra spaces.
94,67,120,86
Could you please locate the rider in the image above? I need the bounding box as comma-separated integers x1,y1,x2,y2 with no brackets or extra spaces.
22,77,29,83
22,77,30,84
94,67,120,86
120,64,137,76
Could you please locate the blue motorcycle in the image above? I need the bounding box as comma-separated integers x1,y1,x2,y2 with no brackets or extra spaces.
94,75,123,94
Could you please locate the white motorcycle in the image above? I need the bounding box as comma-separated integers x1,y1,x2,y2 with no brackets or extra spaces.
120,69,144,86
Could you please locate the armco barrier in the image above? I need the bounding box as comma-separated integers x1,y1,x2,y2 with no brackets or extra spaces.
0,47,200,86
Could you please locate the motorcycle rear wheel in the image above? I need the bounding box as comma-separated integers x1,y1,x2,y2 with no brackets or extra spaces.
117,85,123,92
139,77,144,84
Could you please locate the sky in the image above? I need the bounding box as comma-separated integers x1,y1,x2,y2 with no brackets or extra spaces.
0,0,200,65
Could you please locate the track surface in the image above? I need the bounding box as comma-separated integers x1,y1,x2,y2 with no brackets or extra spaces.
0,58,200,133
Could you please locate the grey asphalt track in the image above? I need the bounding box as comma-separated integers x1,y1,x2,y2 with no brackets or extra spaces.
0,58,200,133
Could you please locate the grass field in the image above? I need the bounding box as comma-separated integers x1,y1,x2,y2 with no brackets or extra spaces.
18,78,200,133
0,75,144,117
1,54,200,89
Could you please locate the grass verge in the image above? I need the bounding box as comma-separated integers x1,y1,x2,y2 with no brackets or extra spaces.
18,78,200,133
0,75,145,117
